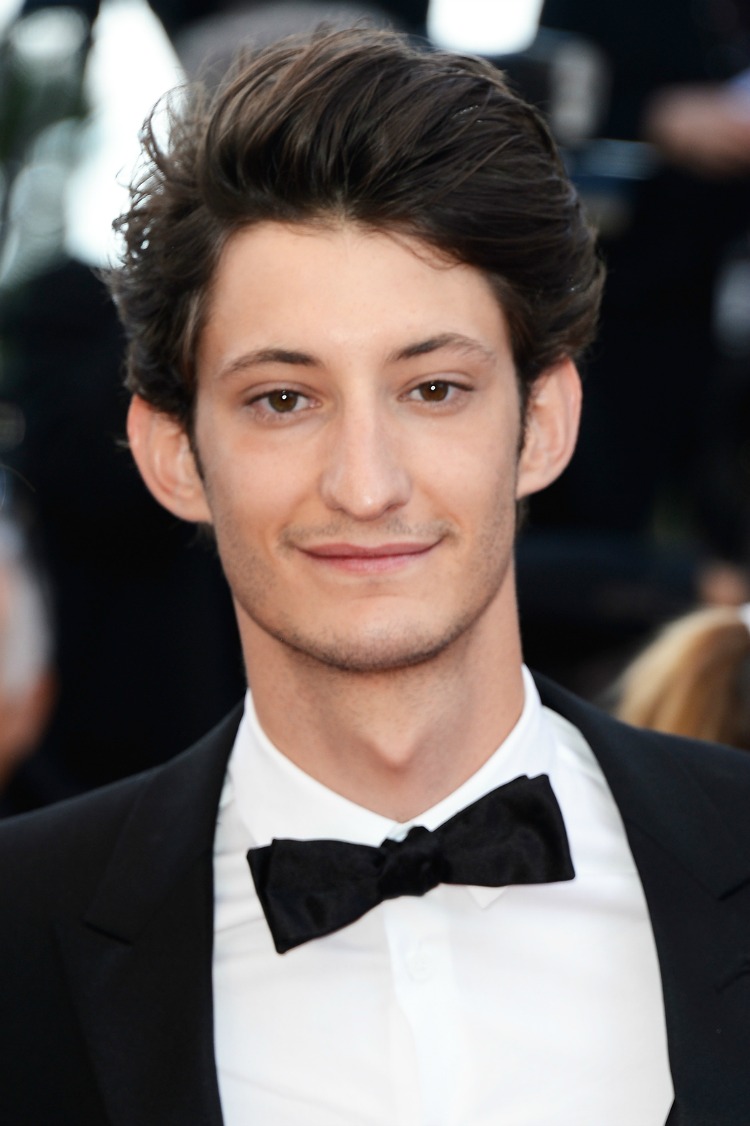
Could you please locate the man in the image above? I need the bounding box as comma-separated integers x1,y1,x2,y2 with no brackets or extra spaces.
2,26,750,1126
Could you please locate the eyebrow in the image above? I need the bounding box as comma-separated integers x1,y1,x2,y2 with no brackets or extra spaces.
218,348,316,379
217,333,496,380
390,333,496,365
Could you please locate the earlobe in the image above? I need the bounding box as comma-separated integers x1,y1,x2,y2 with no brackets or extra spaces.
516,360,582,499
127,395,212,524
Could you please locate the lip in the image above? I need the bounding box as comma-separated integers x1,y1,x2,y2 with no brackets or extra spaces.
299,541,437,573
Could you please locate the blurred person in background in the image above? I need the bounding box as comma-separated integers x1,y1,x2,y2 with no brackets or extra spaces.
645,69,750,180
0,515,54,806
536,0,750,545
516,0,750,697
614,603,750,747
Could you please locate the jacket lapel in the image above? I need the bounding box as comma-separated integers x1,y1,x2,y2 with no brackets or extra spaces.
52,678,750,1124
536,674,750,1125
55,706,243,1126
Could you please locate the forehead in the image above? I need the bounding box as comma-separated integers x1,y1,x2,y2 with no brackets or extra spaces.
197,220,512,376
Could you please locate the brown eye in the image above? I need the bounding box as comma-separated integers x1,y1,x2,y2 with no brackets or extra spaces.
418,381,450,402
267,390,300,412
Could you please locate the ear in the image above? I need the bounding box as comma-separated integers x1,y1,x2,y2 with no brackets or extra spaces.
127,395,212,524
516,359,582,500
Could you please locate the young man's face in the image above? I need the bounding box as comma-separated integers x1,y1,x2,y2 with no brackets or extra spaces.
132,221,579,675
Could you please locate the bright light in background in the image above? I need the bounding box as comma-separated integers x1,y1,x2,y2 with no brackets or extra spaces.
10,5,88,63
428,0,544,56
1,0,547,271
0,0,21,34
64,0,183,266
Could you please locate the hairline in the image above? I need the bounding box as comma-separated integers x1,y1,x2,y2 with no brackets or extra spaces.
176,211,549,439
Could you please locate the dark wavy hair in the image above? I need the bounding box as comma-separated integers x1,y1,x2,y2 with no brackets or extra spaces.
108,25,604,427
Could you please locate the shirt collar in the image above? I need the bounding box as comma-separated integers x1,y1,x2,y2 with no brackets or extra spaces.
230,667,556,900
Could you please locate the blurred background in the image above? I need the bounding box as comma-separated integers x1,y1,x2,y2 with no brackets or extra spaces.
0,0,749,813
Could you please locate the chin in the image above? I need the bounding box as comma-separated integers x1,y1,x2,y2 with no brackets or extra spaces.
267,619,465,675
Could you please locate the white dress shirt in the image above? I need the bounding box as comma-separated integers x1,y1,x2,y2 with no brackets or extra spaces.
213,667,674,1125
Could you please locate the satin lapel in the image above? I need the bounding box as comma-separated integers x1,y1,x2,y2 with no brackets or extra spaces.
535,674,750,1124
55,706,242,1126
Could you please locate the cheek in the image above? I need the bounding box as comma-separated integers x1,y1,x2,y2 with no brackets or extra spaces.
433,427,518,512
203,449,314,560
196,415,300,512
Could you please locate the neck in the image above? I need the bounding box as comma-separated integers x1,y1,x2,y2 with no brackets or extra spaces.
242,612,526,822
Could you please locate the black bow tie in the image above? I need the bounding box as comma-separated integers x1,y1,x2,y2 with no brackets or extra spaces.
247,774,574,953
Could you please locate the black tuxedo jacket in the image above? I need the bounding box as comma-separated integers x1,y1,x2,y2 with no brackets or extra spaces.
3,675,750,1126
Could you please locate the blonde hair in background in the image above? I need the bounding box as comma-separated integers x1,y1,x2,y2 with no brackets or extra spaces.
615,606,750,749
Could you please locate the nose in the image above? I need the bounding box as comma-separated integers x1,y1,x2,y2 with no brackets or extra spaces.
319,404,411,521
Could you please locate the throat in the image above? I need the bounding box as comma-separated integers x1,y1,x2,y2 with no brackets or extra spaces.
249,651,526,821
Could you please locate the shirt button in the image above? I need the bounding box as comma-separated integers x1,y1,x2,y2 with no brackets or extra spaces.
406,945,432,981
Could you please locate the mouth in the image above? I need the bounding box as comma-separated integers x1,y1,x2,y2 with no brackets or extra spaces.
299,541,438,574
